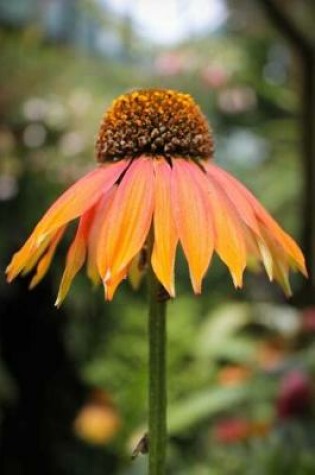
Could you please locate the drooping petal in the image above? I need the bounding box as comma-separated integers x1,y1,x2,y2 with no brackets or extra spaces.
97,157,154,282
254,198,306,276
55,207,96,307
205,163,260,235
204,170,248,287
208,164,307,276
33,162,128,243
6,235,48,282
258,223,292,296
171,159,214,293
6,234,49,283
6,161,128,282
87,188,117,285
103,268,127,301
243,227,264,272
29,227,66,289
128,249,147,290
257,236,274,281
151,159,178,296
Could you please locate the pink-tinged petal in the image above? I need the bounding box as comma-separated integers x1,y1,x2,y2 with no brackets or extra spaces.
55,207,96,307
33,161,128,243
208,164,301,293
29,227,65,289
6,161,128,282
205,163,260,235
151,159,178,296
171,159,214,293
204,171,247,287
97,157,154,281
209,164,306,276
87,188,117,285
256,203,306,276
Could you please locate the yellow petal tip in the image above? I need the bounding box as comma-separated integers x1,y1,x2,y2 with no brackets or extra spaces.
54,296,62,308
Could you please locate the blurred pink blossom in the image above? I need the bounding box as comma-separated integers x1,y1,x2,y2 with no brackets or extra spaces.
277,370,313,419
201,65,229,89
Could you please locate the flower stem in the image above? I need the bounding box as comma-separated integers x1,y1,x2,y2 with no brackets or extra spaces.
148,267,167,475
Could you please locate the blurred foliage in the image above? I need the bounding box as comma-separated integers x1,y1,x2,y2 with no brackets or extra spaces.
0,0,315,473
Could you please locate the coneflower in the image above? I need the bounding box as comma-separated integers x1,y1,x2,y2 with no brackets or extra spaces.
6,89,307,474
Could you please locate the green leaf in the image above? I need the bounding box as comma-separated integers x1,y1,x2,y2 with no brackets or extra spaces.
168,385,250,435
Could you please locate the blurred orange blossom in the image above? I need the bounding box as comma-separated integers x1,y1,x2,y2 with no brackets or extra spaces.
74,389,120,445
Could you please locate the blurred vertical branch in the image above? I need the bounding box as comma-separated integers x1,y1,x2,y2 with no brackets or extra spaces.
258,0,315,302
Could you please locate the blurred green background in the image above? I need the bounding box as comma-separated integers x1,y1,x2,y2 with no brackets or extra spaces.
0,1,315,474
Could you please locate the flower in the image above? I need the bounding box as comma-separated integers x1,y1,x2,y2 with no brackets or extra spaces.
6,89,307,304
276,370,313,419
213,418,270,444
256,337,289,371
74,389,120,445
301,307,315,332
217,364,252,387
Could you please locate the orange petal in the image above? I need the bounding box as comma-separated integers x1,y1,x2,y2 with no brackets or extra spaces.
33,162,127,242
29,227,65,289
97,157,154,281
6,235,49,282
6,161,127,282
128,250,147,290
206,163,260,235
151,159,178,296
103,268,127,301
171,159,214,293
87,188,117,286
255,202,306,276
210,164,306,276
55,207,96,306
258,223,292,296
243,227,262,272
205,169,247,287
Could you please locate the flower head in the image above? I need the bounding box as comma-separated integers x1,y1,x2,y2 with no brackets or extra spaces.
6,89,307,304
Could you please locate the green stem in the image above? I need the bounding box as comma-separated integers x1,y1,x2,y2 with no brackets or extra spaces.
148,267,167,475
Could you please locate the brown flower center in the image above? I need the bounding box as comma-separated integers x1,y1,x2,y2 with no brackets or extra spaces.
96,89,214,162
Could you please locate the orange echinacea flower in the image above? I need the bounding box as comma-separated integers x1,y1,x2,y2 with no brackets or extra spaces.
6,89,307,304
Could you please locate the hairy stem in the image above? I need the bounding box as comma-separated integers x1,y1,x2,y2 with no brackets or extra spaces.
148,267,167,475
